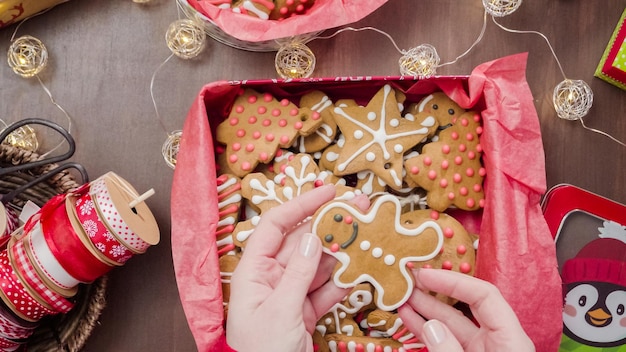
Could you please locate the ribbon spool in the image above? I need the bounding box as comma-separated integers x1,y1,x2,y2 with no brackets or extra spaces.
0,203,19,249
399,44,440,77
275,42,316,79
7,35,48,78
165,19,206,59
553,79,594,121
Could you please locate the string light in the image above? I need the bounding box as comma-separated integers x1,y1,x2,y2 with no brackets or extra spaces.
7,35,48,78
165,19,206,59
482,0,522,17
1,124,39,152
162,130,182,169
274,42,316,79
553,79,594,121
399,44,440,77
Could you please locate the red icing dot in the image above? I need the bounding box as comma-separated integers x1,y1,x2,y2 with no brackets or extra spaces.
460,262,472,273
466,168,475,177
468,151,476,160
280,98,290,106
280,178,286,186
236,129,246,138
410,166,419,174
235,105,244,113
241,161,252,171
454,156,463,165
258,152,269,161
290,108,299,116
263,93,273,102
252,131,261,139
476,126,483,135
296,4,304,11
279,164,287,173
247,95,257,104
439,179,448,188
280,135,290,144
479,167,487,176
312,111,321,120
279,119,288,127
479,198,486,208
344,216,353,224
248,116,257,124
473,184,482,192
406,262,414,269
441,160,449,169
460,187,469,196
473,113,481,122
330,243,340,253
262,119,271,126
442,144,451,154
453,173,462,183
427,170,437,180
448,192,455,200
314,180,324,187
257,106,267,114
423,156,432,166
458,144,467,152
444,227,454,238
457,245,467,255
429,210,439,220
461,118,469,126
229,155,238,163
294,121,303,130
280,6,288,14
245,144,255,152
271,109,281,117
466,133,474,141
442,261,453,270
229,117,239,126
466,198,476,208
476,144,483,153
422,264,433,269
451,131,459,140
232,142,241,151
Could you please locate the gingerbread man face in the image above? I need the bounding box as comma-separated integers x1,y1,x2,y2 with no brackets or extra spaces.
406,92,465,128
311,195,444,311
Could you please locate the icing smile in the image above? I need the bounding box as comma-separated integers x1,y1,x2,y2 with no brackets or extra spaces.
340,223,359,249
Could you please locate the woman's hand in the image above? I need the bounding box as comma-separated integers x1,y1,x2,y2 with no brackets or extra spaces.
398,268,535,352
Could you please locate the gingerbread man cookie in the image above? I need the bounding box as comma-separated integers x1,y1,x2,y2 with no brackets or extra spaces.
332,85,438,190
216,88,323,177
404,111,485,211
293,91,337,153
311,194,444,311
405,92,465,130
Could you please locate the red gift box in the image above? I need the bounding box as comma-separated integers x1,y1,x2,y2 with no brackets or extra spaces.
171,53,562,351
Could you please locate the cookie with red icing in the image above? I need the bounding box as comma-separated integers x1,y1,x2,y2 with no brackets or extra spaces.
404,110,485,211
311,194,444,311
216,174,242,256
316,283,375,337
365,310,424,350
331,84,438,191
231,0,275,20
216,88,323,177
292,91,337,153
405,92,465,130
269,0,316,20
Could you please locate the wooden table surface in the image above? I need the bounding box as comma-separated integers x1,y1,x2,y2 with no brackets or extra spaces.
0,0,624,350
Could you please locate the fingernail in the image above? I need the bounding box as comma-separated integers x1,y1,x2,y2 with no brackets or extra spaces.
299,233,319,258
423,320,446,345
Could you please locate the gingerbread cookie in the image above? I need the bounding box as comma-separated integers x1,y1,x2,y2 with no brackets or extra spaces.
292,91,337,153
324,334,407,352
332,85,438,190
317,283,375,337
216,88,323,177
404,111,485,211
219,253,241,320
311,194,444,311
231,0,274,20
365,310,423,350
270,0,315,20
216,173,242,256
405,92,465,130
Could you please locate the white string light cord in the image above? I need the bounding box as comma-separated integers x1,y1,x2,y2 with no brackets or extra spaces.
6,9,74,157
149,1,207,169
492,16,626,148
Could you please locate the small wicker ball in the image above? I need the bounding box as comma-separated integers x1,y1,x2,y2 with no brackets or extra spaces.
398,44,440,77
2,125,38,152
275,42,316,79
165,19,206,59
553,79,594,120
7,35,48,78
482,0,523,17
162,130,182,169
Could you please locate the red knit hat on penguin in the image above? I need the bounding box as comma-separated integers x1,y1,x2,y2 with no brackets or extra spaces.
562,237,626,287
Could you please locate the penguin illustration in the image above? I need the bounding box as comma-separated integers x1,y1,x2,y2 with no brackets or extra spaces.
560,220,626,351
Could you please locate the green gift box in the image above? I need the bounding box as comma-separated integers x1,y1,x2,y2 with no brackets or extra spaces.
595,8,626,90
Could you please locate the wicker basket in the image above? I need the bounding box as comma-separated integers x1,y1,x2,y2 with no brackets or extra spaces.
0,143,107,352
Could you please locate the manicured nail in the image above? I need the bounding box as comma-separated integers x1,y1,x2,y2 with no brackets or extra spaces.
300,233,319,258
423,320,446,345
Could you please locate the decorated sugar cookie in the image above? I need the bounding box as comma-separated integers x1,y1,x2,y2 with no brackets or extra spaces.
311,194,444,311
215,173,242,256
216,88,323,177
332,85,438,190
404,111,486,211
